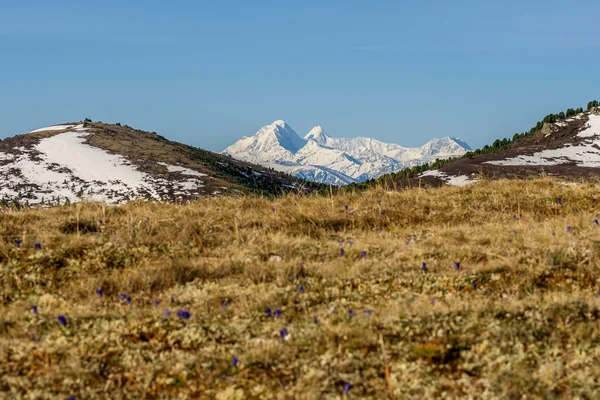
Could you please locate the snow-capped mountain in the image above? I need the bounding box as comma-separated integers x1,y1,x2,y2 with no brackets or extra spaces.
222,121,471,185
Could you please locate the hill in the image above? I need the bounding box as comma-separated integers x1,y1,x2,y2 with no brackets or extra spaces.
222,120,471,185
363,104,600,189
0,121,322,206
1,179,600,398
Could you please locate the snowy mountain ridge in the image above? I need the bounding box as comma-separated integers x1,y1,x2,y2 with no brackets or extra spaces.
222,121,471,185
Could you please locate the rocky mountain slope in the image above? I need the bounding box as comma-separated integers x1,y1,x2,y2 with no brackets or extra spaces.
407,106,600,187
222,121,471,185
0,121,321,206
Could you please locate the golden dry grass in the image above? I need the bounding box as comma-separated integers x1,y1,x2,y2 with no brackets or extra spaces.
2,178,600,399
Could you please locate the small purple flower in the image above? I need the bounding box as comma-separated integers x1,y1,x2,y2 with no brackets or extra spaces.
380,211,385,216
557,198,562,205
280,328,288,340
454,261,460,271
413,237,417,243
297,285,305,293
15,239,21,249
338,239,344,245
125,296,131,304
98,220,103,225
222,301,228,309
68,397,76,400
232,357,239,368
567,226,572,233
348,310,355,318
405,241,409,246
95,288,103,298
313,315,318,324
34,242,41,250
513,230,517,235
340,248,345,257
409,296,415,303
344,382,351,395
177,310,192,320
32,305,38,315
266,307,272,318
431,297,436,306
274,309,282,318
58,315,67,327
472,281,477,291
360,250,367,259
592,198,596,204
171,295,175,303
377,199,381,206
272,207,276,213
552,231,556,237
513,215,517,220
120,293,126,301
163,310,171,317
508,239,513,243
344,204,348,211
594,219,599,225
421,262,427,272
364,309,373,318
153,300,160,308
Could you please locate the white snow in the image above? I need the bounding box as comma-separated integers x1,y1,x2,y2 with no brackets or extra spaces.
29,125,76,133
420,169,476,187
157,162,207,177
222,120,471,185
487,113,600,167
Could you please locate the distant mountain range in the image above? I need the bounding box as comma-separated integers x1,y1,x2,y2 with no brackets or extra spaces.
222,120,472,185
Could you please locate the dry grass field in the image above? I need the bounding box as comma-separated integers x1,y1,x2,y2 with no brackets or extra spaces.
2,178,600,399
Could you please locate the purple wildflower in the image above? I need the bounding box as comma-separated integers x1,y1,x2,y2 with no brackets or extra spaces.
313,315,318,324
552,231,556,237
297,285,305,293
266,307,272,318
222,301,228,309
348,310,355,318
177,310,192,320
15,239,21,249
364,309,373,318
98,220,103,225
454,261,460,271
431,297,436,306
279,328,288,340
347,241,354,247
272,207,276,213
95,288,104,298
120,293,126,301
594,219,599,225
34,242,41,250
58,315,67,327
171,295,175,303
472,281,477,291
344,205,348,211
421,262,427,272
592,198,596,204
360,250,367,259
232,357,239,368
32,305,38,315
567,226,572,233
153,300,160,308
513,215,517,220
377,199,381,206
344,382,351,395
274,309,282,318
340,248,345,257
557,198,562,205
380,211,385,216
125,296,131,304
163,310,171,317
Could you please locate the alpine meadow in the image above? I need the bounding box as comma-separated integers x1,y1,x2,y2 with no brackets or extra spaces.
3,1,600,399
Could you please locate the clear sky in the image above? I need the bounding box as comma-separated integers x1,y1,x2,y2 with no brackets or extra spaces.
1,0,599,151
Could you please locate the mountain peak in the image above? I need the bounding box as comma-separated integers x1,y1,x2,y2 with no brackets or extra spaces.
305,126,331,145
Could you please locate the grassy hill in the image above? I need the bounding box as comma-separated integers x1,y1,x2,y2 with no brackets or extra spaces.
2,178,600,398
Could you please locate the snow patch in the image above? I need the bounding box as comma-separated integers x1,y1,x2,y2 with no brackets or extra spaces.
157,162,207,177
29,125,76,133
420,169,476,187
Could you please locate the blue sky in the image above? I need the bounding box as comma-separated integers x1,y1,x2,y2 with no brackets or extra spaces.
1,0,599,151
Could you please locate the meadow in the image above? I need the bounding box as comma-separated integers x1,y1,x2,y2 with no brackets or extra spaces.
1,178,600,399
